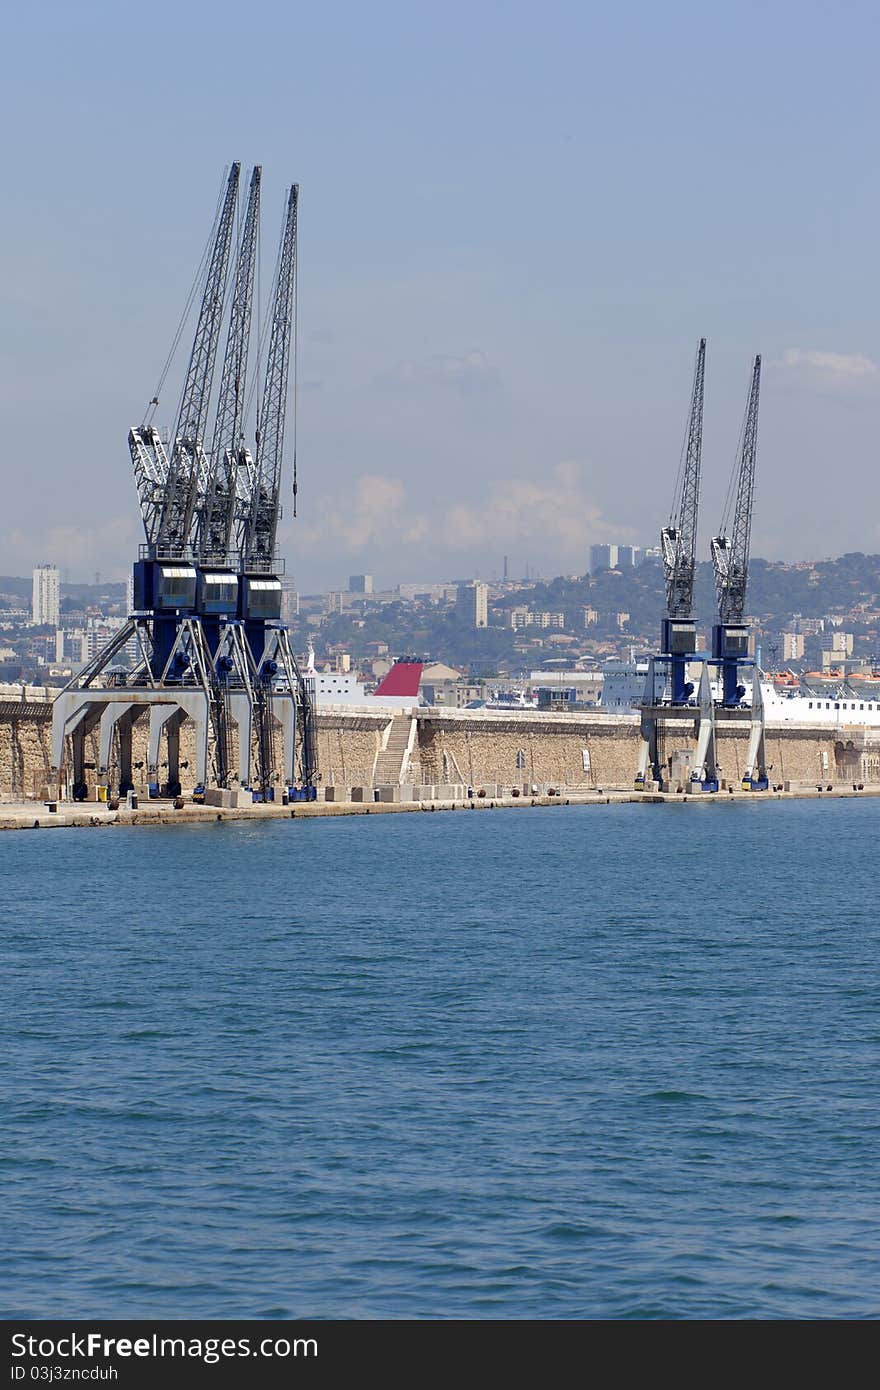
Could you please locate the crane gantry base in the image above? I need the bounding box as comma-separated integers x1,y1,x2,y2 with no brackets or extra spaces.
633,656,768,793
49,612,314,803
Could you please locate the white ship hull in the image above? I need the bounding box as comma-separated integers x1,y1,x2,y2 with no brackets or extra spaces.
601,661,880,728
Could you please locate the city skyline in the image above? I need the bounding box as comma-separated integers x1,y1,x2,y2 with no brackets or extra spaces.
5,546,880,692
8,529,880,602
2,1,879,589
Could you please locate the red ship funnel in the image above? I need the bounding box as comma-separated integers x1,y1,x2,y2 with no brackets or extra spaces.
373,662,423,698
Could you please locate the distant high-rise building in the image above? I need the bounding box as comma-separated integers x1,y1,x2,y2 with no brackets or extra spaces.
125,572,137,667
509,608,564,630
32,565,60,627
397,582,456,601
617,545,641,567
349,574,373,594
821,631,854,656
589,544,618,574
782,632,805,662
456,582,488,628
589,543,648,572
281,580,300,624
84,618,115,663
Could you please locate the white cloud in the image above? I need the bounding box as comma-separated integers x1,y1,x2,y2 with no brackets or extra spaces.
288,463,628,572
442,462,630,559
0,516,139,582
773,348,880,387
292,473,429,553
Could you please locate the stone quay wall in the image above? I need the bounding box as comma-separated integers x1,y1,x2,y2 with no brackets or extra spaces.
0,699,388,799
315,712,388,790
2,696,880,800
414,711,640,790
412,708,880,792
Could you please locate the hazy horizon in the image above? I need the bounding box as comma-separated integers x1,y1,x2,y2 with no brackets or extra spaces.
3,1,878,589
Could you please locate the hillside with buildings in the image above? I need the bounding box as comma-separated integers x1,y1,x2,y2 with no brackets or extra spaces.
296,553,880,685
3,553,880,701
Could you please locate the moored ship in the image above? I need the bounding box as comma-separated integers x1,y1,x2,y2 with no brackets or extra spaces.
601,658,880,728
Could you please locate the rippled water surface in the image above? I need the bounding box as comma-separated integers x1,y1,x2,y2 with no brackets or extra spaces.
2,801,879,1318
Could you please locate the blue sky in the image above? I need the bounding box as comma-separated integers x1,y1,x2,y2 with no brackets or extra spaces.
2,0,879,587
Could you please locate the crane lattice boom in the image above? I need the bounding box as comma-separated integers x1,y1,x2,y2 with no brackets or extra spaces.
240,183,298,572
199,165,262,564
661,338,706,621
711,354,761,623
155,163,241,557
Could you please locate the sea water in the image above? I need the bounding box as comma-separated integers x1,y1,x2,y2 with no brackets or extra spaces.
2,800,878,1318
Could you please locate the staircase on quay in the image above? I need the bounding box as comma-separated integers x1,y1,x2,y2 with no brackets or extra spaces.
372,714,415,787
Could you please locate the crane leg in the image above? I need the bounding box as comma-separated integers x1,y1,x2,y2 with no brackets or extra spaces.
743,674,768,790
693,664,718,792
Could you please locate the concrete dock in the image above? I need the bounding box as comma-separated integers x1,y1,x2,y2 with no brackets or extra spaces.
2,783,878,832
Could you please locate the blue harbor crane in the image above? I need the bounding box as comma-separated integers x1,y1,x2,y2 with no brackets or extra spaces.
57,163,316,804
636,344,766,794
634,338,705,791
660,337,706,704
710,354,762,709
131,162,241,676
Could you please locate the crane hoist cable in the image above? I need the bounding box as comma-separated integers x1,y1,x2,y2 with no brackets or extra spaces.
142,167,231,430
292,227,298,519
